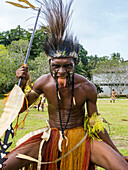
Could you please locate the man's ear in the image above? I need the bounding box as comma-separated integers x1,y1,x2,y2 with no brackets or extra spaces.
49,59,51,65
75,59,78,66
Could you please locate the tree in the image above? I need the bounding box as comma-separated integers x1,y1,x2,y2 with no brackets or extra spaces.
29,28,47,60
28,52,49,82
0,45,15,93
0,26,47,60
0,40,29,93
76,45,108,83
7,39,29,70
87,55,110,81
0,25,29,46
111,52,124,62
0,40,49,92
75,45,88,78
93,58,128,96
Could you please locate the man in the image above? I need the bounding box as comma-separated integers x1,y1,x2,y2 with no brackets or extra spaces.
37,94,45,112
4,0,128,169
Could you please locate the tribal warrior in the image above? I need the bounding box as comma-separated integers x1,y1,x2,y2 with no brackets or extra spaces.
4,0,128,169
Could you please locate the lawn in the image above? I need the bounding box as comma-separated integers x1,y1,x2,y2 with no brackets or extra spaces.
0,98,128,169
97,99,128,169
97,99,128,156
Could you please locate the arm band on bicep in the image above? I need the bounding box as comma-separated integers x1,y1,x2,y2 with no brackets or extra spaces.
31,90,40,97
85,113,105,140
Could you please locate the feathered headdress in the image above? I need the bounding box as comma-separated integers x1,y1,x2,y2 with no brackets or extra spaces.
40,0,79,59
6,0,79,59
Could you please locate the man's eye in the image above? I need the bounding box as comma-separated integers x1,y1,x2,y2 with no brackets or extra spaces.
64,64,73,68
52,65,60,68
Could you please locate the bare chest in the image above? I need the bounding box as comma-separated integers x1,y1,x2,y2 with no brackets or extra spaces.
43,84,86,111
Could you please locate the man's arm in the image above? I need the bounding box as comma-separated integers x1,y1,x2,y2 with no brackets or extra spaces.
16,65,41,112
86,82,123,156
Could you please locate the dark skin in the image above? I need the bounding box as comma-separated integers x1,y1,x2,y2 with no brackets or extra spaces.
4,58,128,170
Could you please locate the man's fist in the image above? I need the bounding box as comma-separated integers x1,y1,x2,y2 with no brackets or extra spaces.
16,64,29,89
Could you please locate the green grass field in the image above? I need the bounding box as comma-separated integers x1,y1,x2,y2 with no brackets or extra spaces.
0,98,128,169
97,99,128,169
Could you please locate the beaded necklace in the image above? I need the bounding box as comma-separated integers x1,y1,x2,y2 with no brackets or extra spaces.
56,75,74,138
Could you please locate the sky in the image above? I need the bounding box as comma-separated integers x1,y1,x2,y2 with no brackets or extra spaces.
0,0,128,60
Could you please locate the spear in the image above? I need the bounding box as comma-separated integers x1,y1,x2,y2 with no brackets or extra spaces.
18,7,41,86
0,6,41,169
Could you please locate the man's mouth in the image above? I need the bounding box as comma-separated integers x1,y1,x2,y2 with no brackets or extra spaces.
57,76,67,87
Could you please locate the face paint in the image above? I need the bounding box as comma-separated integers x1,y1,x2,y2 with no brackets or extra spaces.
50,58,75,87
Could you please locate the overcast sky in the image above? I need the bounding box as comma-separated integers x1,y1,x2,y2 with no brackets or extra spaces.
0,0,128,60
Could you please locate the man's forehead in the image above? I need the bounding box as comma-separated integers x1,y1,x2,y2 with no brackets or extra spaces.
51,57,74,64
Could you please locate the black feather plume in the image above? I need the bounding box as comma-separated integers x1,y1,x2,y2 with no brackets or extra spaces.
38,0,79,57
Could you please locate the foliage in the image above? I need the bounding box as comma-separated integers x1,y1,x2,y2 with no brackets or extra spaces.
76,44,88,77
7,39,28,57
0,27,126,94
111,52,124,62
87,55,99,80
0,25,49,92
93,54,128,95
0,25,29,46
28,52,50,82
0,26,47,60
77,44,88,65
29,28,47,60
0,44,8,56
0,45,15,93
76,45,109,81
0,40,28,93
7,39,29,87
75,45,105,93
95,84,104,94
0,39,49,92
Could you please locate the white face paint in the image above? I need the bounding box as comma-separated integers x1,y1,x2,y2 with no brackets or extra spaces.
50,58,76,87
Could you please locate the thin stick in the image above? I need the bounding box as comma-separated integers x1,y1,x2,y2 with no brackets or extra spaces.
18,7,41,87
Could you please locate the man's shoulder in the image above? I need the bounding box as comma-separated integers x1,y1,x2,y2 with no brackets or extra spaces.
33,73,53,89
75,74,97,93
37,73,52,82
75,74,94,85
75,73,87,81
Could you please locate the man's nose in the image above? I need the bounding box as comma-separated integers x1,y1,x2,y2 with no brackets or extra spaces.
58,67,65,74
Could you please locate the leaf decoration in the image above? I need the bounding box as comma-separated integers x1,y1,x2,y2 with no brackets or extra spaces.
6,1,29,8
18,0,35,9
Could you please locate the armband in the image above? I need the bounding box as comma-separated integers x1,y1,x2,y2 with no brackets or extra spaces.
31,90,40,97
24,89,40,98
85,113,105,140
24,80,40,97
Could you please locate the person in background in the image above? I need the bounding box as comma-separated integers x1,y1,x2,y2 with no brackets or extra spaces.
110,89,116,103
38,94,45,112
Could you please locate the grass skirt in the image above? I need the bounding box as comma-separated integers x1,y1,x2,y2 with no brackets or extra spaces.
7,127,95,170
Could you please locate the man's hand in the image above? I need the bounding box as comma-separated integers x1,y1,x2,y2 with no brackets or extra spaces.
16,64,29,90
123,156,128,162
